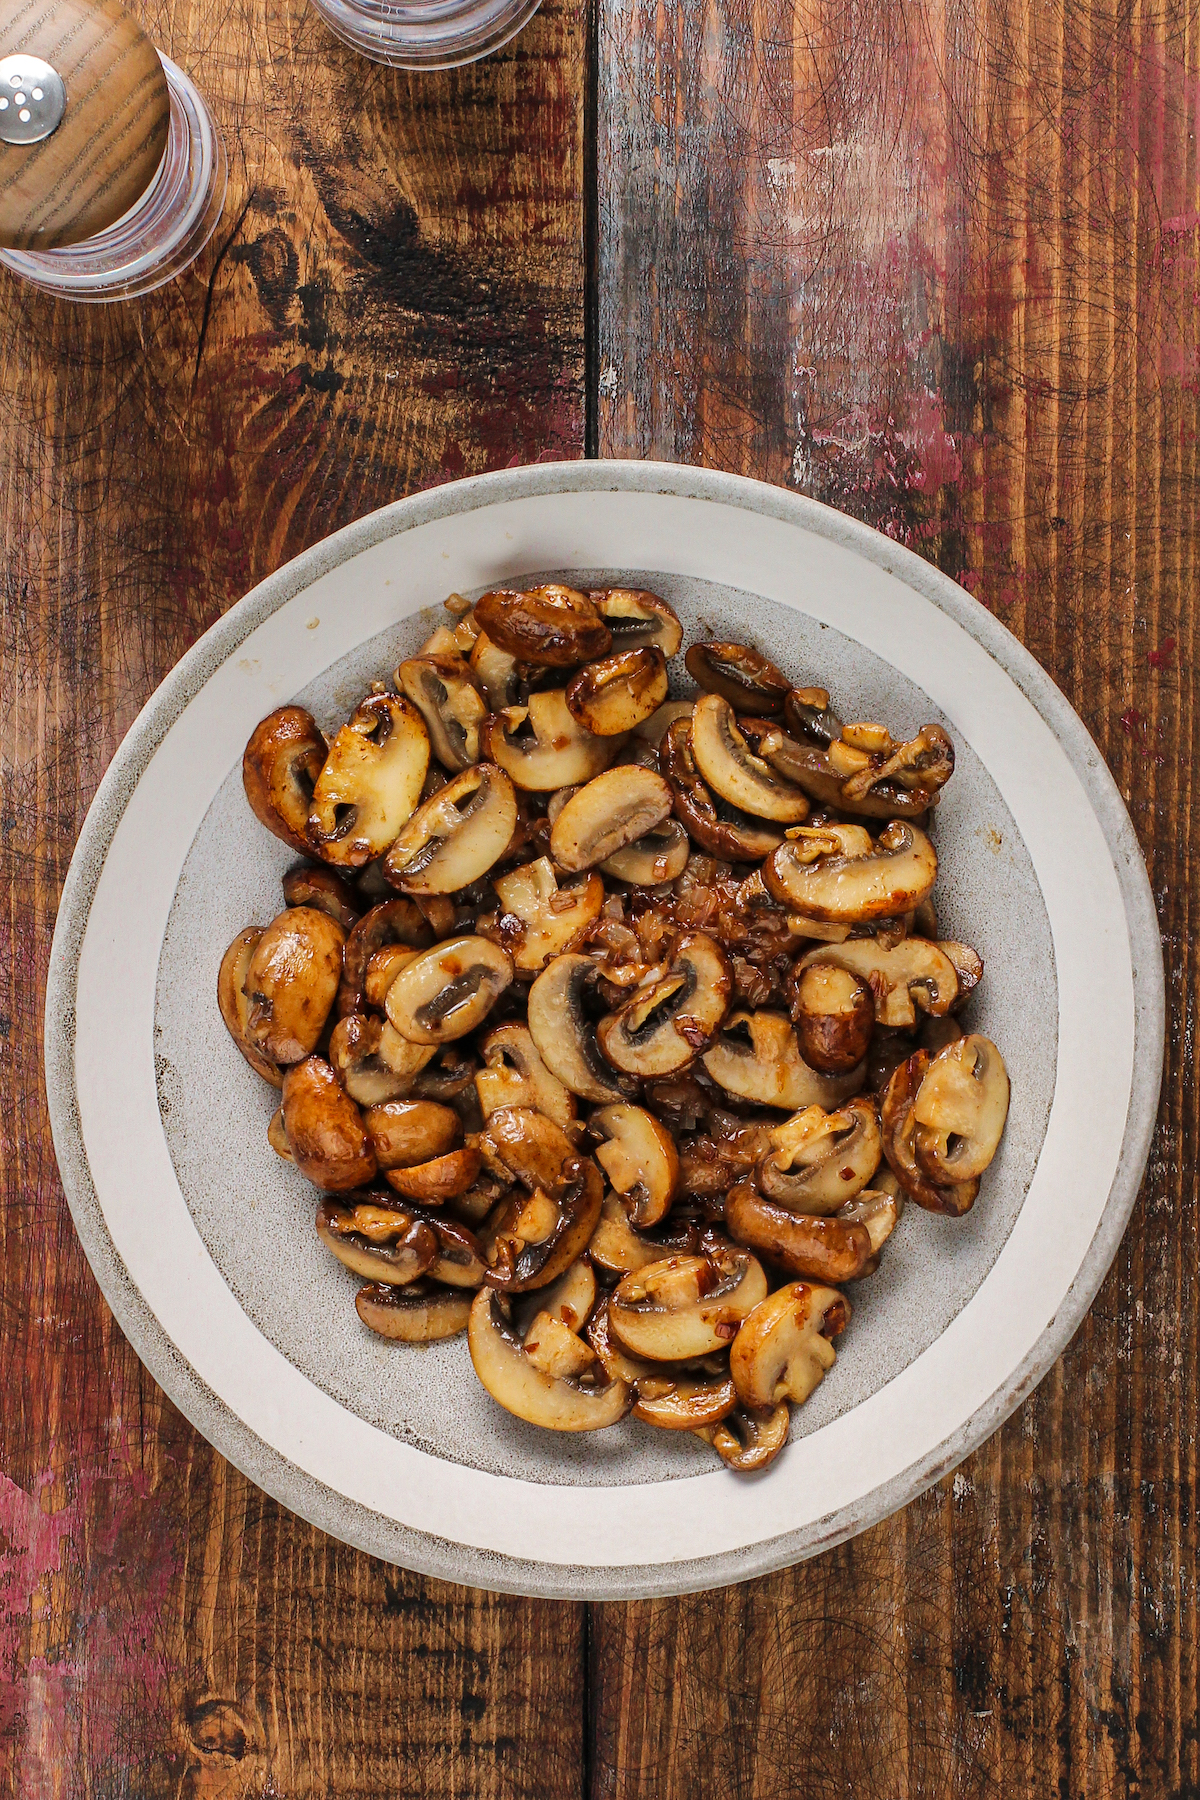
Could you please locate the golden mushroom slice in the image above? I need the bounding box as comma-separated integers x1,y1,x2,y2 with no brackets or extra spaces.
316,1197,438,1284
482,1157,605,1293
912,1034,1010,1183
307,693,430,867
243,706,328,854
599,818,690,885
329,1014,427,1106
764,820,938,923
729,1282,850,1411
386,1148,482,1204
880,1053,980,1216
938,940,984,1007
468,1289,631,1431
684,642,792,715
689,694,810,823
477,1106,578,1193
364,1097,461,1168
519,1258,597,1336
597,932,732,1078
660,716,785,862
474,584,612,666
492,859,605,972
633,699,694,745
725,1180,874,1283
218,927,283,1086
837,1183,903,1265
282,1058,378,1191
592,588,683,657
282,863,361,933
243,907,345,1065
384,937,513,1044
797,938,959,1029
587,1194,682,1276
608,1246,768,1362
701,1011,865,1111
475,1023,577,1130
483,690,618,791
395,654,487,772
468,630,522,710
549,766,674,874
355,1279,473,1342
384,763,517,895
787,961,875,1073
591,1103,680,1228
696,1403,791,1472
758,719,954,819
338,897,433,1017
587,1299,736,1429
527,954,630,1103
755,1097,883,1213
565,646,669,736
364,946,420,1010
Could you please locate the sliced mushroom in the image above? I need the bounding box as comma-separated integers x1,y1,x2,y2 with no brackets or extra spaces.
592,588,683,657
316,1196,437,1284
267,1108,292,1159
243,907,345,1064
282,1058,378,1191
492,858,605,971
527,954,630,1102
591,1104,679,1228
784,687,843,747
355,1279,472,1342
588,1193,682,1275
385,937,513,1044
840,723,956,806
689,695,810,823
217,927,283,1086
384,763,517,895
338,897,433,1017
243,706,328,854
758,721,954,819
386,1147,482,1203
482,1157,604,1292
695,1403,790,1472
635,699,695,745
725,1181,873,1282
600,818,691,885
939,940,984,1008
608,1246,768,1361
395,654,487,771
474,585,612,666
634,1368,738,1430
329,1014,427,1106
729,1282,849,1410
701,1011,865,1111
788,961,876,1074
912,1034,1010,1182
798,937,959,1029
837,1184,903,1259
565,646,669,736
411,1045,479,1101
597,933,731,1078
363,1097,461,1169
415,1206,488,1287
377,1024,438,1084
364,946,419,1011
468,1288,631,1430
519,1259,597,1336
282,864,361,933
659,717,785,862
469,630,522,709
477,1106,578,1194
484,690,618,791
880,1053,980,1215
755,1097,882,1213
764,821,938,923
475,1023,577,1130
307,694,430,867
684,642,791,715
550,766,674,873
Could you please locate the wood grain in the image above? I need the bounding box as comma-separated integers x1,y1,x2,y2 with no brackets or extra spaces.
597,0,1197,1793
0,0,585,1789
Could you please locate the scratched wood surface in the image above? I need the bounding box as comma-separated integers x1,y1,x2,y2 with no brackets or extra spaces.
0,0,1195,1789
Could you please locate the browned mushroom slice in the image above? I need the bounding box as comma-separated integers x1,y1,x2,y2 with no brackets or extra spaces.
386,1147,482,1204
798,937,958,1030
338,897,433,1017
608,1246,767,1361
565,646,669,736
474,585,612,666
592,588,683,657
912,1034,1010,1182
689,695,810,823
217,927,283,1086
725,1180,873,1283
411,1206,488,1287
837,1181,903,1264
598,932,732,1078
701,1011,865,1111
376,1025,438,1086
282,864,361,933
363,946,419,1011
764,820,938,923
355,1279,473,1342
267,1108,292,1159
549,766,674,874
590,1103,679,1228
384,763,517,895
587,1193,678,1276
660,717,785,862
363,1097,461,1169
483,690,617,791
787,961,875,1073
600,818,690,885
411,1044,479,1101
317,1196,437,1284
243,907,345,1064
684,641,792,715
939,940,984,1008
475,1023,577,1129
757,723,951,820
527,954,631,1102
395,654,487,771
491,859,604,972
330,1014,427,1106
880,1053,980,1215
729,1282,849,1410
483,1157,604,1292
283,1058,378,1191
467,630,521,710
518,1259,597,1336
307,694,430,867
840,723,956,805
784,687,843,747
478,1106,578,1193
468,1288,631,1430
243,706,328,854
385,937,513,1044
585,1298,736,1427
635,699,695,745
755,1096,883,1213
695,1403,790,1472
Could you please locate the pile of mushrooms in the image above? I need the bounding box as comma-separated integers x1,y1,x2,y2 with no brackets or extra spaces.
221,583,1011,1473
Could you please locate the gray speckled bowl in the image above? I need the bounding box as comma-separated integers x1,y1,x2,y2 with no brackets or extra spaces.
45,462,1164,1598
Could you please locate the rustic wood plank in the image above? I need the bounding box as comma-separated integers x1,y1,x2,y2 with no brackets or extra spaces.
0,0,587,1788
596,0,1198,1793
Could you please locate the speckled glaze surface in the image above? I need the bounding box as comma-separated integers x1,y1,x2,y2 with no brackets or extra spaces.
45,463,1164,1598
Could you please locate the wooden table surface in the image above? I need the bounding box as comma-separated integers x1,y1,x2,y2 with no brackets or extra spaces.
0,0,1195,1789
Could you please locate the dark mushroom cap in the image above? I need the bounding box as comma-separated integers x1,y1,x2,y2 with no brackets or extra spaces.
282,863,361,933
725,1180,873,1283
283,1058,378,1192
474,585,612,667
660,717,784,861
684,641,792,715
243,706,328,855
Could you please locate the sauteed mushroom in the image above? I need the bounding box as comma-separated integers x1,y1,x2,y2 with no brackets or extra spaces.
396,654,487,771
474,585,612,666
317,1196,437,1284
597,933,732,1077
491,858,605,972
475,1023,577,1129
837,1184,903,1261
608,1246,767,1361
759,720,955,818
755,1096,882,1212
468,1288,631,1430
282,864,361,933
338,897,433,1017
469,631,522,710
244,907,345,1065
355,1280,473,1342
363,1097,461,1169
588,1194,685,1276
789,961,875,1072
566,645,669,736
592,588,683,656
725,1181,874,1283
797,938,959,1029
482,1156,604,1292
330,1014,424,1106
527,954,630,1102
685,642,791,715
385,937,513,1044
282,1058,378,1191
218,928,284,1086
484,690,616,790
696,1403,790,1471
912,1034,1010,1182
387,1148,482,1203
243,706,328,854
478,1107,578,1196
764,820,938,922
384,763,517,894
880,1053,980,1215
307,694,430,867
591,1103,680,1228
660,717,784,861
730,1282,849,1410
689,695,810,823
600,819,690,885
550,766,673,873
702,1011,864,1110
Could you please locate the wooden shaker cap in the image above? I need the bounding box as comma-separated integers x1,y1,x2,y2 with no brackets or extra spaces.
0,0,170,250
